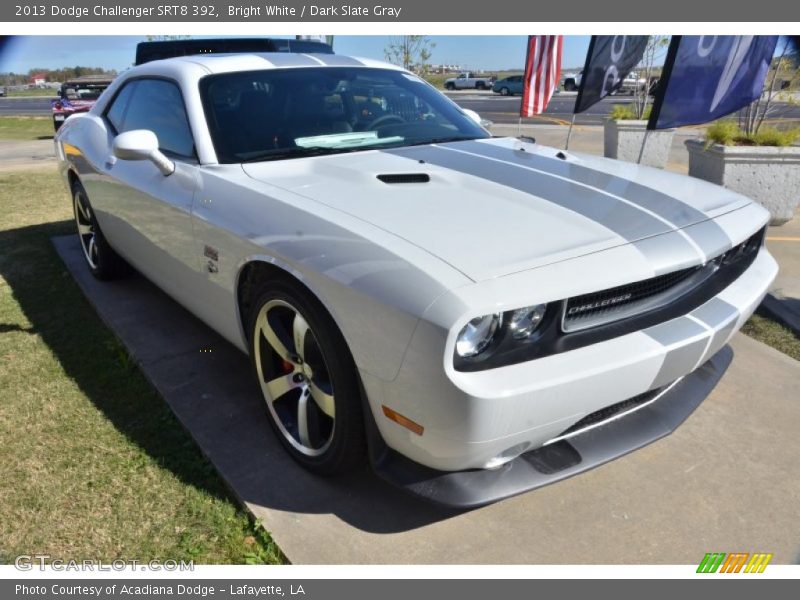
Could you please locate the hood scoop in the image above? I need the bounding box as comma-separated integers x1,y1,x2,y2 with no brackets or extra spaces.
376,173,430,184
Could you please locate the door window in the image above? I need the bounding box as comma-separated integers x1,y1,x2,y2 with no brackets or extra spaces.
106,79,195,159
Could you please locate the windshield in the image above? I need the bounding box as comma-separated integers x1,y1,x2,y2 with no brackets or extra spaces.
200,67,490,163
61,83,109,101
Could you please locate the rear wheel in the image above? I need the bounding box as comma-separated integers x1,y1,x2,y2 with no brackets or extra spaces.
72,181,127,280
445,82,455,91
248,278,366,475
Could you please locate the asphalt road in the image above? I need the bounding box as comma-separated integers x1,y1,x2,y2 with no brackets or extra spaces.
445,91,800,126
0,96,56,115
0,92,622,123
3,91,799,126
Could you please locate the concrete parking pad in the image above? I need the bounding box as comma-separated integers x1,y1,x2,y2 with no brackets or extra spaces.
53,234,800,564
763,217,800,334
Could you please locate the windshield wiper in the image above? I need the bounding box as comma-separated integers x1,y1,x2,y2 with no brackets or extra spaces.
239,136,481,163
239,146,343,163
404,136,480,147
239,142,406,163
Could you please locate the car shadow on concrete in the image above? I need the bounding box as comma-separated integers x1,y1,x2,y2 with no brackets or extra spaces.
3,225,457,534
0,220,251,504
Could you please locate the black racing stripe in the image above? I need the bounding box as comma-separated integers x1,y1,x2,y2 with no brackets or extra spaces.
384,146,669,241
458,139,732,252
257,53,321,67
309,54,364,66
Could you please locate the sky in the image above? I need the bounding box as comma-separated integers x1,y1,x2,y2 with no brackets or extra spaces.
0,35,593,74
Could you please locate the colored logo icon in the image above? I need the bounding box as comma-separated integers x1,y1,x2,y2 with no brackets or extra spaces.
697,552,773,573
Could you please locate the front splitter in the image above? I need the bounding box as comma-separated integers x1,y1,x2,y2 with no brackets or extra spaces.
368,345,733,508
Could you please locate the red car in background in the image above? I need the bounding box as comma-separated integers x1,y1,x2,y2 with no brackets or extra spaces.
52,76,113,131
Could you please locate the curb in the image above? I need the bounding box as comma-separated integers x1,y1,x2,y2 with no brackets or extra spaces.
758,294,800,337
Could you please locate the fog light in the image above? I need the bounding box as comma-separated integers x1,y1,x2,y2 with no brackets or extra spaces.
508,304,547,339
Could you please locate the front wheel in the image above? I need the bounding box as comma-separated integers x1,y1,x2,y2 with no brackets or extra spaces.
499,87,510,96
248,279,366,475
445,82,455,91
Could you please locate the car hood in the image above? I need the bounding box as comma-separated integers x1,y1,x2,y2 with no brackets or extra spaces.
242,137,752,282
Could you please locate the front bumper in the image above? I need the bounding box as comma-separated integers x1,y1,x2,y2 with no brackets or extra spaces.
369,345,731,508
361,245,777,478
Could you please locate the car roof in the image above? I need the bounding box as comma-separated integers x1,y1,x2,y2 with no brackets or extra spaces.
153,52,405,75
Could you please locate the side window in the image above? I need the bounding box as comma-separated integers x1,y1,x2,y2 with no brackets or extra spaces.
106,82,137,132
115,79,195,159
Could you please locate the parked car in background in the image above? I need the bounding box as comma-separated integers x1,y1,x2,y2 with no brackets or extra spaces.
0,87,6,97
562,71,582,91
617,72,648,95
52,76,114,131
492,75,524,96
55,52,777,507
444,71,495,90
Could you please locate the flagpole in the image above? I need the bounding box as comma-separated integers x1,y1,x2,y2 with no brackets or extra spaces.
565,114,576,150
642,35,680,164
637,129,650,164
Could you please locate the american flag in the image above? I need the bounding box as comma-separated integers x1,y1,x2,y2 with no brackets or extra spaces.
521,35,564,117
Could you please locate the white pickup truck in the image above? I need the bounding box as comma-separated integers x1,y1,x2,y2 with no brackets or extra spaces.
444,72,495,90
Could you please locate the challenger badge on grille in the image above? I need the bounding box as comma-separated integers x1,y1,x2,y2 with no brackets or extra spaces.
567,293,634,316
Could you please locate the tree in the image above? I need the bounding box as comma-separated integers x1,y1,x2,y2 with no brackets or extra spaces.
383,36,435,72
738,37,799,135
631,35,670,119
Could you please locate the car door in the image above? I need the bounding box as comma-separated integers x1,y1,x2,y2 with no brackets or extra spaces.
92,77,202,307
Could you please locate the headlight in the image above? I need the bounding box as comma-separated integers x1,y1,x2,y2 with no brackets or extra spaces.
508,304,547,339
456,313,502,358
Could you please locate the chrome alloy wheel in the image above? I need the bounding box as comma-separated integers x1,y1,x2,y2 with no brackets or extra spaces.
253,298,336,456
74,190,98,269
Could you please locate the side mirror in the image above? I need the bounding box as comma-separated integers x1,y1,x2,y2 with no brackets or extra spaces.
112,129,174,176
463,109,482,124
463,108,493,129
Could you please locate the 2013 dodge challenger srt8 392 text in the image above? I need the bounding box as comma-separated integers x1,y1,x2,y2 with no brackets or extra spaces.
55,52,777,507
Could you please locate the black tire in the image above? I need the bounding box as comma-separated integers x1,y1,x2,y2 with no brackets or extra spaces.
445,82,455,91
499,87,510,96
564,80,577,92
248,277,366,475
476,81,486,90
54,118,63,132
72,180,128,280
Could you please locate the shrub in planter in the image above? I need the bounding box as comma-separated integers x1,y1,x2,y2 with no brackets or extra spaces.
686,122,800,225
603,105,675,168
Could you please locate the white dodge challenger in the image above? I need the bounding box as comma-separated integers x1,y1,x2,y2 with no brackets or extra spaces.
55,52,777,507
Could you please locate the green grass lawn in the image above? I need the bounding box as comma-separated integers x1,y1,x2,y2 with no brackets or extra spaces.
0,117,54,141
742,313,800,361
0,169,285,565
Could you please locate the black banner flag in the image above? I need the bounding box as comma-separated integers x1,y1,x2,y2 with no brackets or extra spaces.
574,35,649,114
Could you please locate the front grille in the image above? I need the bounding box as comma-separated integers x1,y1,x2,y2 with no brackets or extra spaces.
562,227,765,333
556,387,665,438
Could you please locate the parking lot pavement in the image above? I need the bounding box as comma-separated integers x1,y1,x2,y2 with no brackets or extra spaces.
0,139,55,172
53,234,800,564
763,216,800,334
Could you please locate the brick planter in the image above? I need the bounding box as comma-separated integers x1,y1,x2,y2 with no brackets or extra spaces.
686,139,800,225
603,119,675,168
